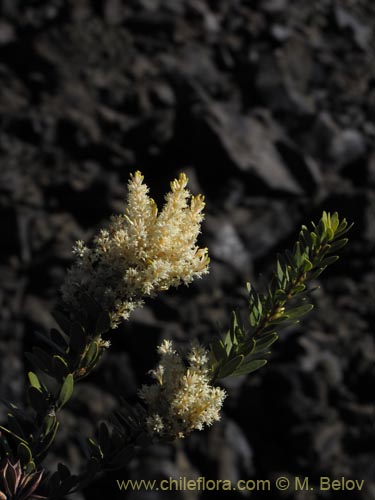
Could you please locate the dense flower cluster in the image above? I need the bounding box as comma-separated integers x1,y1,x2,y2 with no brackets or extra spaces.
139,340,226,438
61,171,209,328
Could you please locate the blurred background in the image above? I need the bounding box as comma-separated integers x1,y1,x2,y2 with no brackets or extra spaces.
0,0,373,499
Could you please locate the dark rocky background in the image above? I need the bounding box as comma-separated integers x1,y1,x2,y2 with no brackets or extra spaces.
0,0,373,499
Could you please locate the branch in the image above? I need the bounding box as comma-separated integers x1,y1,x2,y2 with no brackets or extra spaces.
0,293,112,477
209,211,353,382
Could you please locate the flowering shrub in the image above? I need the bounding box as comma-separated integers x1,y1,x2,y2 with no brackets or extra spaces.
0,172,352,499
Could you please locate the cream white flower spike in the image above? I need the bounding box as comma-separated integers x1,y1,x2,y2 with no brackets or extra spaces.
61,171,209,328
139,340,226,438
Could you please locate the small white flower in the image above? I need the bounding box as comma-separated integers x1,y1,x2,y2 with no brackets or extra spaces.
146,414,164,434
157,339,174,355
188,342,209,368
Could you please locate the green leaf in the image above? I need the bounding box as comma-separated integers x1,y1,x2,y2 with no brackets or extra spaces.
275,288,287,300
81,341,99,370
42,414,57,436
249,292,264,327
69,323,87,354
230,312,242,346
34,330,66,355
58,463,71,481
337,219,348,233
276,258,284,283
95,312,111,336
24,352,40,371
286,303,314,319
38,420,60,456
217,355,244,379
210,337,227,363
325,227,334,241
337,221,354,236
319,255,339,267
0,436,11,458
86,437,102,459
28,386,49,415
308,267,326,280
25,461,36,474
17,442,32,466
32,347,52,373
28,372,42,390
310,231,317,247
52,310,71,335
48,471,61,494
232,359,268,377
303,258,313,272
299,226,311,246
252,333,278,354
56,475,80,496
58,374,74,409
7,413,25,439
35,421,60,459
266,315,289,325
0,425,29,446
241,337,256,355
327,238,348,253
317,218,325,239
50,328,69,350
293,283,306,294
331,212,339,231
98,422,110,456
80,293,102,329
52,355,70,380
223,330,233,356
285,248,296,268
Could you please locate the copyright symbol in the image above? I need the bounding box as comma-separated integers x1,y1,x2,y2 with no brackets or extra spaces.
276,477,290,490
